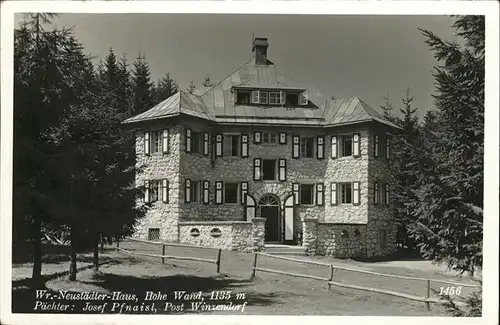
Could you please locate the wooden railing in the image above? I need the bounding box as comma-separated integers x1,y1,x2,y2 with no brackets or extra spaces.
252,252,478,309
116,238,222,273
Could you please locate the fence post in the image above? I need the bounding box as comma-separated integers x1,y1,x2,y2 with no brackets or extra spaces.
328,265,334,291
251,253,258,279
426,279,431,311
216,249,222,273
162,244,166,264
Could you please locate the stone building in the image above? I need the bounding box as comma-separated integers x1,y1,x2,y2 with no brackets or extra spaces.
122,37,399,258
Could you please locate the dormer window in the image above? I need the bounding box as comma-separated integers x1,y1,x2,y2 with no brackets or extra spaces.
251,90,268,104
269,92,283,105
236,90,251,105
234,89,308,106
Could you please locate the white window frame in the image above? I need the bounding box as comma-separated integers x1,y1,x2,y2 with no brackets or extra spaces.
190,180,201,203
223,134,241,157
262,159,278,181
340,135,353,157
190,131,203,154
151,130,162,154
262,132,278,144
269,91,281,105
340,182,353,204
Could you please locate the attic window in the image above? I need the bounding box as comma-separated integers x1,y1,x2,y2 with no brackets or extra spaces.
286,93,299,106
236,91,251,105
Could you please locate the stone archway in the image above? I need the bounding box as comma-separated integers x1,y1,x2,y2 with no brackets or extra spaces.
258,194,281,243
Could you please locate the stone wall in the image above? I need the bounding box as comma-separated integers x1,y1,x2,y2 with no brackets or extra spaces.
178,219,265,252
133,124,182,242
302,218,367,258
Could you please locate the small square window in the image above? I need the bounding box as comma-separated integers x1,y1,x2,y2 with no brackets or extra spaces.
340,136,352,157
151,131,162,153
262,159,277,180
224,183,239,204
286,93,299,106
262,132,277,144
269,92,281,105
340,183,352,204
300,184,314,205
223,135,240,156
149,180,160,202
259,91,268,104
300,137,315,158
191,132,202,154
148,228,160,241
190,181,200,203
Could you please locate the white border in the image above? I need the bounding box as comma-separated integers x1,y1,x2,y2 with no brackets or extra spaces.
1,1,498,325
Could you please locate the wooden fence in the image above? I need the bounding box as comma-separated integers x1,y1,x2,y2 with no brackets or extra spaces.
116,238,222,273
251,252,478,309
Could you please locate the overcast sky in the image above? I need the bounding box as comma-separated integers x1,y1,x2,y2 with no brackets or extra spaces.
15,14,459,117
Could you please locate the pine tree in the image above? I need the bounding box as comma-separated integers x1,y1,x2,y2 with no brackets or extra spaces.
154,72,178,104
379,94,400,126
410,16,484,277
201,75,214,88
132,54,155,115
187,80,196,94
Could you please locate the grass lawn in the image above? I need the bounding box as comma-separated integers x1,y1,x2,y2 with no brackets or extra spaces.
11,240,479,316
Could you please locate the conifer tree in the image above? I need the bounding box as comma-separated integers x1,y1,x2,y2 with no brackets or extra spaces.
155,72,179,104
132,54,155,115
201,75,214,88
187,80,197,94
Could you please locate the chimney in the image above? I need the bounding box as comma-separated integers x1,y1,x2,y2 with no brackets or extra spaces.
252,37,269,65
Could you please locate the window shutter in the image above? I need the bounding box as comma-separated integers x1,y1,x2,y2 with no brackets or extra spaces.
240,182,248,204
385,184,390,206
162,179,169,203
374,182,380,205
203,180,209,204
374,135,379,158
215,134,223,157
185,179,191,203
353,133,360,158
185,129,192,153
330,183,338,206
299,91,308,105
316,183,324,206
279,132,287,144
253,158,261,181
385,137,391,159
292,183,300,206
215,181,223,204
331,135,338,159
144,180,150,203
144,131,150,156
203,132,209,156
232,90,237,103
316,136,324,159
251,90,259,104
241,134,249,158
278,158,287,181
254,131,262,144
292,135,300,158
280,91,286,105
162,129,169,154
353,181,360,206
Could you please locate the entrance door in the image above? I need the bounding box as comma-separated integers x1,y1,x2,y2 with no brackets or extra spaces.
258,194,280,243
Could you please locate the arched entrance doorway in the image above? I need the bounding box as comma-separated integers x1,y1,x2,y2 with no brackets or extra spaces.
258,194,281,243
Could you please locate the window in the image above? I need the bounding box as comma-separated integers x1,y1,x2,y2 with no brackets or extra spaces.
300,137,315,158
224,182,239,204
380,230,387,249
340,183,352,204
149,180,160,202
152,131,162,153
269,92,281,105
190,181,200,203
223,134,240,156
286,93,299,106
191,132,202,154
259,91,268,104
148,228,160,241
236,91,251,105
262,132,277,144
300,184,314,205
262,159,277,180
340,136,352,157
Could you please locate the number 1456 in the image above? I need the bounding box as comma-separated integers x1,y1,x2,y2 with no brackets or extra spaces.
439,286,462,296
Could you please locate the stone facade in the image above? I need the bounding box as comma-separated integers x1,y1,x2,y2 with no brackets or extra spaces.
132,116,397,258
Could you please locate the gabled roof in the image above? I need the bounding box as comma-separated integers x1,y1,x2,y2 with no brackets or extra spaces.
122,59,399,129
